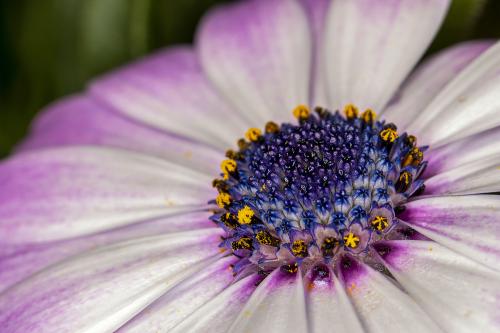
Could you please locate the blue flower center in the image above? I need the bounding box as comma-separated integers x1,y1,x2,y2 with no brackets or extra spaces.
211,105,427,277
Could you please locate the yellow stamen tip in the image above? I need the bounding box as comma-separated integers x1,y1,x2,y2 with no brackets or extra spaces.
380,127,398,143
344,232,360,248
245,127,262,142
215,192,231,208
237,205,254,224
265,121,280,134
343,104,359,120
293,104,310,120
221,159,237,180
362,108,376,124
371,216,389,231
291,239,308,257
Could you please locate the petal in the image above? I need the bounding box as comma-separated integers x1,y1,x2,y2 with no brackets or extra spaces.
0,147,214,243
338,255,441,332
197,0,312,124
425,126,500,178
424,154,500,195
305,266,364,333
301,0,331,107
382,41,493,130
18,95,222,175
324,0,450,112
375,240,500,332
0,229,222,333
400,195,500,271
0,211,213,293
411,74,500,146
228,269,308,332
117,255,236,332
90,47,247,149
408,41,500,144
169,274,261,333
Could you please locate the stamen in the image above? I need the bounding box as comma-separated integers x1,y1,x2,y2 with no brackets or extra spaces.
245,128,262,142
361,108,376,124
344,232,360,249
380,125,398,143
237,206,254,225
343,104,359,120
216,192,231,208
291,240,308,257
220,159,237,180
292,104,310,120
371,216,389,231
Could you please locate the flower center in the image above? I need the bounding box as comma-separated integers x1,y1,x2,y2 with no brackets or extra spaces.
210,104,427,278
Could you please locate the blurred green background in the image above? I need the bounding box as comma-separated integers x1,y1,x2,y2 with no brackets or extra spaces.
0,0,499,157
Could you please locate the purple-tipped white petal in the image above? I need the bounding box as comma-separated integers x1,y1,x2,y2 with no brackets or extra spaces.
339,256,441,332
0,211,213,293
18,95,221,175
306,267,364,333
425,126,500,177
117,255,236,332
375,240,500,332
197,0,312,124
0,229,222,333
400,195,500,271
169,274,260,333
408,41,500,144
228,269,308,333
382,41,493,130
425,154,500,195
324,0,450,112
90,47,247,149
0,147,213,243
301,0,331,107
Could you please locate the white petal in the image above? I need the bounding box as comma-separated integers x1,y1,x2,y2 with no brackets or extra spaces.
90,47,247,149
408,40,500,144
400,195,500,271
324,0,450,112
18,95,222,176
306,266,364,333
425,126,500,178
425,154,500,195
117,256,236,332
301,0,332,107
382,41,493,130
0,229,223,333
0,211,214,293
411,74,500,146
197,0,312,124
228,268,308,332
338,255,441,332
169,274,261,333
375,240,500,332
0,147,213,243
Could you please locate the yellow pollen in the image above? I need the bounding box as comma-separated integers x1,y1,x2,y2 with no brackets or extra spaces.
344,232,360,248
362,108,376,124
256,230,280,247
399,171,411,185
291,239,308,257
407,135,417,147
220,159,237,180
237,205,254,224
215,192,231,208
231,237,253,251
380,127,398,143
293,104,310,120
343,104,359,120
371,215,389,231
245,127,262,142
265,121,280,134
403,147,423,167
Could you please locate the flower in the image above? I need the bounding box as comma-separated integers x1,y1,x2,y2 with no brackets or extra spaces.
1,0,500,331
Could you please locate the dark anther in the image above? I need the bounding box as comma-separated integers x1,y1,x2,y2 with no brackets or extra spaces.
280,262,298,274
396,171,412,192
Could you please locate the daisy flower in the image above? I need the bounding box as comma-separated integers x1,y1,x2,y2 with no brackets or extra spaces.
1,0,500,332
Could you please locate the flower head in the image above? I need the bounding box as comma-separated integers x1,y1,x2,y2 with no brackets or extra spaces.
1,0,500,332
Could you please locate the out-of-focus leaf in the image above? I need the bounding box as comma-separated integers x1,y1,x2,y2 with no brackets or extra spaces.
429,0,487,53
